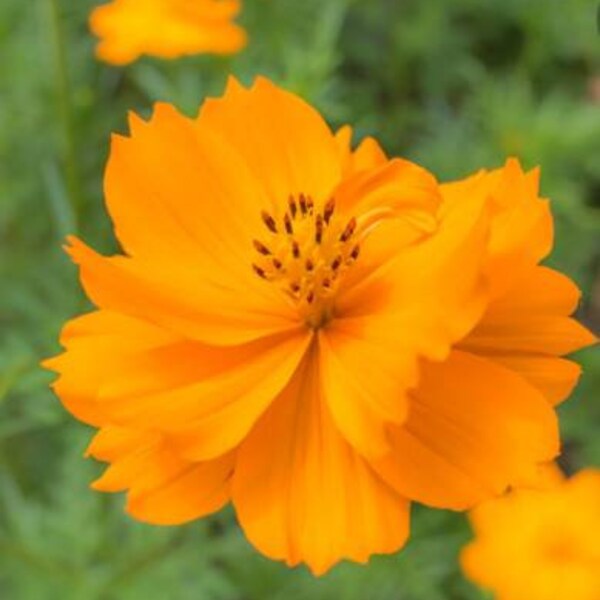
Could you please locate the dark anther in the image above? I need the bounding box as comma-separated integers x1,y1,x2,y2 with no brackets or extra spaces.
284,213,294,234
292,240,300,258
322,278,331,289
315,215,324,244
305,258,315,272
290,282,301,293
350,245,360,260
253,240,271,255
261,211,277,233
299,193,307,215
272,258,283,270
331,256,342,271
323,198,335,224
252,264,267,279
288,195,297,218
340,217,357,242
306,291,314,304
306,195,314,213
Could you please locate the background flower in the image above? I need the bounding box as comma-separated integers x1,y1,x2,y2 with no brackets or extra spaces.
461,468,600,600
90,0,247,65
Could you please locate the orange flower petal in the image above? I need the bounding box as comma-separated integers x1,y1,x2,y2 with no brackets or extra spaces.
199,77,342,206
352,136,388,171
460,264,596,377
89,426,234,525
340,183,490,348
318,326,409,459
441,158,554,298
57,308,175,344
311,191,491,462
106,103,266,275
334,125,388,176
44,311,179,425
333,158,442,294
95,330,313,461
47,310,311,461
486,162,553,295
462,314,596,356
372,350,559,510
86,425,152,461
335,158,440,222
511,461,566,490
66,237,297,346
488,355,582,405
334,125,353,173
485,266,582,317
126,456,234,525
232,351,410,575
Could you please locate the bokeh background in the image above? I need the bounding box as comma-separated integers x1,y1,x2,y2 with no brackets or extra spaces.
1,1,599,598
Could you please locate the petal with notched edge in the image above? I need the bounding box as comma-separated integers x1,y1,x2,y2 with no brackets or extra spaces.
372,351,559,510
233,349,410,575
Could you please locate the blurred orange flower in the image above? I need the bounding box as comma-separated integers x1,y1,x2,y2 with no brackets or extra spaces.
461,468,600,600
90,0,246,65
45,78,595,574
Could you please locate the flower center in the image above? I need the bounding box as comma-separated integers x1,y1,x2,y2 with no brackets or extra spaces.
542,533,580,565
252,194,360,329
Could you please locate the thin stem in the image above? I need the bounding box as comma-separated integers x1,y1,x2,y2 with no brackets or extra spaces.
46,0,82,231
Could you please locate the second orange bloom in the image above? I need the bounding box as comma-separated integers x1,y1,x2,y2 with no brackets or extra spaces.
90,0,247,65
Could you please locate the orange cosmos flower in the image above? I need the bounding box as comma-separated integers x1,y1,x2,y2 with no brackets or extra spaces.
90,0,246,65
461,468,600,600
45,77,596,575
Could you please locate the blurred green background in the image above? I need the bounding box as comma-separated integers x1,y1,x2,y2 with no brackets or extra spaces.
1,0,599,598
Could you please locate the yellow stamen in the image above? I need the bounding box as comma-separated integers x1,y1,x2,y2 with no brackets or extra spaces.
251,194,362,329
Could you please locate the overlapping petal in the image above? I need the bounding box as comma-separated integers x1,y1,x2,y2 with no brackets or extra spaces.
311,165,490,459
463,265,596,358
232,349,410,575
445,160,596,408
488,355,582,406
66,237,297,346
47,307,312,460
88,426,235,525
44,310,179,425
440,158,553,298
372,351,559,510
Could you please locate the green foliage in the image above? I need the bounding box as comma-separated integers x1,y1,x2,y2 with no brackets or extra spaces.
0,0,598,598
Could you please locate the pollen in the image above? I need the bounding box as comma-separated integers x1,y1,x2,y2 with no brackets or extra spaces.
251,194,361,328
